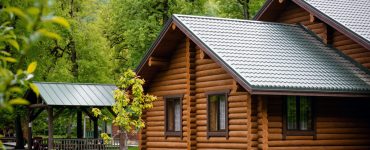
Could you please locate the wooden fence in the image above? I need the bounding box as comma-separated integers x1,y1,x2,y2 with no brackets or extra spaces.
36,138,120,150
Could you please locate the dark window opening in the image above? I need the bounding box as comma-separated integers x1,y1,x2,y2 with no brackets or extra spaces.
165,96,182,137
284,96,315,136
207,91,229,138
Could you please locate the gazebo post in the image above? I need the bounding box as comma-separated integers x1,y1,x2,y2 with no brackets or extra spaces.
47,107,53,149
93,118,98,138
27,108,32,150
77,109,83,138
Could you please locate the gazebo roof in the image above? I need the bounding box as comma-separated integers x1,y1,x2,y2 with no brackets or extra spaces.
34,82,116,106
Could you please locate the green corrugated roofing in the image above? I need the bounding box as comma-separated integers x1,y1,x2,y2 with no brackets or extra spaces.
35,82,116,106
173,14,370,94
302,0,370,45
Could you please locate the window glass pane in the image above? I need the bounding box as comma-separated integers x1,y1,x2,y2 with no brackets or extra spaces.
287,96,297,130
166,100,174,131
209,95,219,131
300,97,312,130
219,95,226,130
174,99,181,131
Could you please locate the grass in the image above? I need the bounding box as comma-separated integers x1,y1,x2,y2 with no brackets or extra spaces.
128,146,139,150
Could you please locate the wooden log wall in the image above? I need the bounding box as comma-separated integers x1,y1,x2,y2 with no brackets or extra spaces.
194,46,252,149
143,40,189,150
276,2,370,69
141,38,254,149
266,96,370,150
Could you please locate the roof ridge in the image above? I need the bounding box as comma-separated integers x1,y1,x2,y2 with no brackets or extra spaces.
173,14,300,27
34,81,116,86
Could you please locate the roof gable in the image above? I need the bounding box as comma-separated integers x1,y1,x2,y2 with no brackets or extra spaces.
255,0,370,50
137,15,370,96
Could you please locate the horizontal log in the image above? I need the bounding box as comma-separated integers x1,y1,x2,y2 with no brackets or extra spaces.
149,89,186,96
146,126,164,131
197,143,248,149
269,134,313,141
196,79,233,89
333,39,355,47
196,62,220,71
229,113,248,119
269,146,370,150
195,85,233,93
278,10,308,21
197,137,249,143
350,52,370,59
342,47,368,55
148,84,187,92
355,57,370,64
168,62,186,70
229,125,248,130
195,59,214,65
229,107,247,113
306,23,325,30
336,43,363,51
311,28,326,34
196,74,232,83
147,137,184,142
146,142,187,148
152,73,186,81
149,57,168,67
147,148,184,150
282,15,309,24
317,128,370,134
196,68,227,77
268,139,370,147
317,122,370,128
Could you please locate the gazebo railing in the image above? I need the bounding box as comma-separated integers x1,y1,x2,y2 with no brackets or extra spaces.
37,138,120,150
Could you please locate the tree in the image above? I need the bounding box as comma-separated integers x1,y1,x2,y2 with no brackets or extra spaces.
0,0,70,148
92,69,156,150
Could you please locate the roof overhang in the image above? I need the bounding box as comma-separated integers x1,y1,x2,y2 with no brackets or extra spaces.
254,0,370,50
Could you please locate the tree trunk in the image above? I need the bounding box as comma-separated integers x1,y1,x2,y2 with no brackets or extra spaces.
162,0,169,24
119,130,128,150
15,113,25,149
239,0,250,19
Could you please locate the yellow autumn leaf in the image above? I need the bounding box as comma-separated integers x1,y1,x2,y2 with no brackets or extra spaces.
29,83,39,97
36,29,61,40
7,39,19,50
5,7,27,19
47,16,70,30
27,62,37,73
3,57,17,63
9,98,29,105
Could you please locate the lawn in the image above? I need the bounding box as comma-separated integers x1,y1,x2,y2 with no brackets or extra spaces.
128,146,139,150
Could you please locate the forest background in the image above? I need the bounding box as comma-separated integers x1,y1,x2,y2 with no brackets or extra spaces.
0,0,265,139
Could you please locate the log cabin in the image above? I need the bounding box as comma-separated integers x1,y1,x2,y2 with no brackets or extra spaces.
136,0,370,149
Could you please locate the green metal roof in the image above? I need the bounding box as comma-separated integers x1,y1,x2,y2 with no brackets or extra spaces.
34,82,116,106
172,15,370,94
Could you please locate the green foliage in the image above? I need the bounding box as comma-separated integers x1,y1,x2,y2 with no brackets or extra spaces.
93,69,156,143
0,0,70,146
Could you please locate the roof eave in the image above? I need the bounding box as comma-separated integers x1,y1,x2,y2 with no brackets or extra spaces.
252,88,370,97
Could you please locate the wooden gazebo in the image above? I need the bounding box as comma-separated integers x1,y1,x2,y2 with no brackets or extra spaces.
25,82,117,149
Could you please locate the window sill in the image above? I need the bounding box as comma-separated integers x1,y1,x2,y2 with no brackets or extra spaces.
285,130,315,136
207,131,228,139
164,131,182,138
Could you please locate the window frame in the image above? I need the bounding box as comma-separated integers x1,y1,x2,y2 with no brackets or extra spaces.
283,96,316,139
164,95,183,138
206,90,230,139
